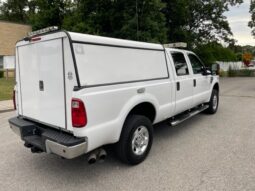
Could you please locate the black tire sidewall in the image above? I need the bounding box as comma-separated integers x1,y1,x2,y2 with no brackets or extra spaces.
209,89,219,113
119,115,153,165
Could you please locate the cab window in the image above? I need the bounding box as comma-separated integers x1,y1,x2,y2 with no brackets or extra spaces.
171,52,189,76
188,54,205,74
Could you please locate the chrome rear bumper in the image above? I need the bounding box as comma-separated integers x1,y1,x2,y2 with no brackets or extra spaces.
45,140,87,159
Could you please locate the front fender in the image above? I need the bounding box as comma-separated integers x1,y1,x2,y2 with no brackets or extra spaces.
207,76,220,102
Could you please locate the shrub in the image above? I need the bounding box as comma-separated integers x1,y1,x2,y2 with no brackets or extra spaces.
227,66,255,77
219,70,228,77
238,69,255,77
228,66,238,77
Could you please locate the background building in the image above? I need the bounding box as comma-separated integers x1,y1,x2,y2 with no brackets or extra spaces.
0,21,31,75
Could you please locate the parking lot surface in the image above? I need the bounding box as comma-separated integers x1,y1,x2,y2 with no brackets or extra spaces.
1,77,255,191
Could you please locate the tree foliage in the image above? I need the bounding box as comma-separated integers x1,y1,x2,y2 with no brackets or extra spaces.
249,0,255,36
0,0,246,63
195,42,237,65
29,0,72,30
62,0,167,43
163,0,243,47
0,0,243,43
0,0,29,22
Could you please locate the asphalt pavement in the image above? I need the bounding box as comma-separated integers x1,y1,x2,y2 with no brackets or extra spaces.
0,77,255,191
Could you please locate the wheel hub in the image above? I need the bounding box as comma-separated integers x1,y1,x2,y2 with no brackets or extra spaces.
132,126,149,156
213,94,218,110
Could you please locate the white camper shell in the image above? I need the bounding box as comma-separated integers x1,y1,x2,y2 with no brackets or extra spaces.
9,29,219,164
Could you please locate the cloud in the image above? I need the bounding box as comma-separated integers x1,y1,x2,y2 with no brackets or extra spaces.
225,0,255,45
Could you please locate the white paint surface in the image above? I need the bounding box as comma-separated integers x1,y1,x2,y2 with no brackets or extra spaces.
74,43,168,86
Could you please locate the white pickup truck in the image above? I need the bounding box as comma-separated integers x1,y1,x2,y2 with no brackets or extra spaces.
9,27,219,165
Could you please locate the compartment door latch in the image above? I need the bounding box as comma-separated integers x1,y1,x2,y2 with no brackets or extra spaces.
39,80,44,91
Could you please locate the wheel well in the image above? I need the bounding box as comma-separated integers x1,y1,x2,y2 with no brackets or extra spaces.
127,102,156,122
213,83,219,92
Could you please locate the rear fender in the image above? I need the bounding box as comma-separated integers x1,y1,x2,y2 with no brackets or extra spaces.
116,93,159,140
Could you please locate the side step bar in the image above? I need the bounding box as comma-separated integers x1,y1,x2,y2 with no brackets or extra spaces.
170,105,209,126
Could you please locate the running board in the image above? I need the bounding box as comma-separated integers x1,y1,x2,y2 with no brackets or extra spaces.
170,105,209,126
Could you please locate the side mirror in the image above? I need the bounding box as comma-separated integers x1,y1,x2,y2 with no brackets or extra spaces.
211,64,220,75
202,67,212,76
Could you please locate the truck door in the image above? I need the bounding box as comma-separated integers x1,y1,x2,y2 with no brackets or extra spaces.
170,51,193,115
187,53,211,107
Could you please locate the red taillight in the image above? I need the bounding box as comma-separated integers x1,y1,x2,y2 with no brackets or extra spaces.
71,98,87,128
13,90,16,110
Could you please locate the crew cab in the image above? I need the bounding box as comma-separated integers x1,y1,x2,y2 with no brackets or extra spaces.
9,27,219,165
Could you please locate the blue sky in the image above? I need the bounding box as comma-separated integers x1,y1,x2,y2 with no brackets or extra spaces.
225,0,255,45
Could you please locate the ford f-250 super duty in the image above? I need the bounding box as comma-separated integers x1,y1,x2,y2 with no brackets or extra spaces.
9,27,219,165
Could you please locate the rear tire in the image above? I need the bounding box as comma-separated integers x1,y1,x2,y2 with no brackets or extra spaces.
115,115,153,165
205,89,219,114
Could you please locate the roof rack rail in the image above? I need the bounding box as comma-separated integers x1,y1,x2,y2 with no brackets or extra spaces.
163,42,187,48
27,26,59,37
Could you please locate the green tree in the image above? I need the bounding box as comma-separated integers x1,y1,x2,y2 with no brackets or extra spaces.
195,43,237,66
163,0,243,47
63,0,167,43
0,0,29,23
29,0,72,30
249,0,255,36
0,0,243,46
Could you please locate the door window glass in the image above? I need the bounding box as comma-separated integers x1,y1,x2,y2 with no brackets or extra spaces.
171,52,189,76
188,54,205,74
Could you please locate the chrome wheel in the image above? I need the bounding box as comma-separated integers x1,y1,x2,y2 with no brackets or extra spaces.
131,126,149,156
212,94,218,110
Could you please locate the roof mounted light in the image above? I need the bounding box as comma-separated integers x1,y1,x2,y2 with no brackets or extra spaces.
27,26,59,37
163,42,187,48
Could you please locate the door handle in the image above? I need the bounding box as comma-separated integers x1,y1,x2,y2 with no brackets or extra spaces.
176,82,180,91
39,80,44,91
193,79,196,87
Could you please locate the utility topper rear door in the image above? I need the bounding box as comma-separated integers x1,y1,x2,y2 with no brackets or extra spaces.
17,38,66,129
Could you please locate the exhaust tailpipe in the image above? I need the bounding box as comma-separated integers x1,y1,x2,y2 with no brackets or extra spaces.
87,148,107,164
98,148,107,162
87,153,97,164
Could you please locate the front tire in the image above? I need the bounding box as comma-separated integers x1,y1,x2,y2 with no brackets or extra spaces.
205,89,219,114
115,115,153,165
